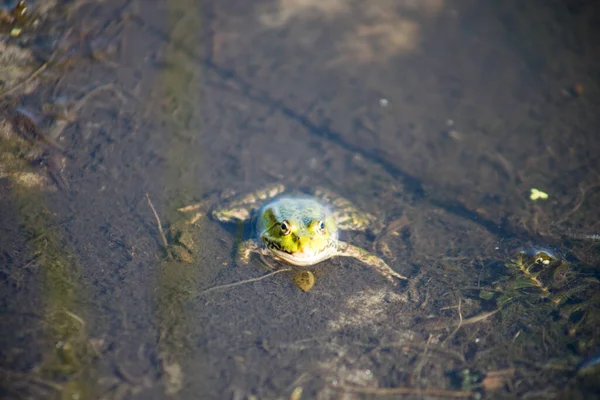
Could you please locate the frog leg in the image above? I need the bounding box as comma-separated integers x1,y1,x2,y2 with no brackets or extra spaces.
235,239,274,264
212,184,286,223
313,188,377,232
235,240,260,264
336,241,408,282
178,199,211,225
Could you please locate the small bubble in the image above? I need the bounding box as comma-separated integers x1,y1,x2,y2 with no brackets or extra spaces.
379,98,389,107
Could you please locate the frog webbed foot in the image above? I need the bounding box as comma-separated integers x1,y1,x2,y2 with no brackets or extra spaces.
177,201,209,225
235,240,259,265
234,239,276,269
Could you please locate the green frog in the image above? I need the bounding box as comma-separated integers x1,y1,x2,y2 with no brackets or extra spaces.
179,184,407,285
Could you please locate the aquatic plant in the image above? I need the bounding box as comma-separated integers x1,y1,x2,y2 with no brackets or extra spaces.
484,249,600,352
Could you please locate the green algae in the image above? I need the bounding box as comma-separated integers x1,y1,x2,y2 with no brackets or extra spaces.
8,185,94,399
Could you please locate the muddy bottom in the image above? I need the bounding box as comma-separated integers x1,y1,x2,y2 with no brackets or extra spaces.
1,0,599,399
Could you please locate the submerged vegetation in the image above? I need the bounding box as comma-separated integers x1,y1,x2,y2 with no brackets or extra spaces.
481,248,600,355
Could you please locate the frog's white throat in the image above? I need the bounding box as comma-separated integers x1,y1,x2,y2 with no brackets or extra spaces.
268,246,337,267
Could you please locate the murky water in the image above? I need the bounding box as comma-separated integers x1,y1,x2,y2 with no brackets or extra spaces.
1,0,599,399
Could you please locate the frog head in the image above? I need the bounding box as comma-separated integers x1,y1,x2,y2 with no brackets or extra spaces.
257,198,338,266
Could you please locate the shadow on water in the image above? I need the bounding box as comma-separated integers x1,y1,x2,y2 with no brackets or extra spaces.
128,3,531,243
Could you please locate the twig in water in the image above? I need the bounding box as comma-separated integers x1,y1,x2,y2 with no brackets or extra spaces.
460,308,500,326
146,193,171,259
557,183,600,224
196,268,291,296
0,55,52,98
62,309,85,327
336,384,473,398
0,368,63,392
443,297,463,346
71,83,132,114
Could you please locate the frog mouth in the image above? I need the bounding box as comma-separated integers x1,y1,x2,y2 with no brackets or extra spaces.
264,239,335,266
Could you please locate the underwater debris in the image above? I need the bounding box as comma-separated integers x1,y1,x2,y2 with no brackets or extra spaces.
293,270,316,292
0,1,41,36
482,369,514,392
562,83,584,98
0,107,68,190
0,41,40,95
563,232,600,241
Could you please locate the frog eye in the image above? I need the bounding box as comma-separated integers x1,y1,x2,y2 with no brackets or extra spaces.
280,220,291,235
318,221,326,233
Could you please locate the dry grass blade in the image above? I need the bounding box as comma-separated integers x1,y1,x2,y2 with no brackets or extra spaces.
336,384,473,398
145,193,171,258
442,297,463,346
483,368,515,392
556,183,600,224
196,268,292,296
460,308,500,326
